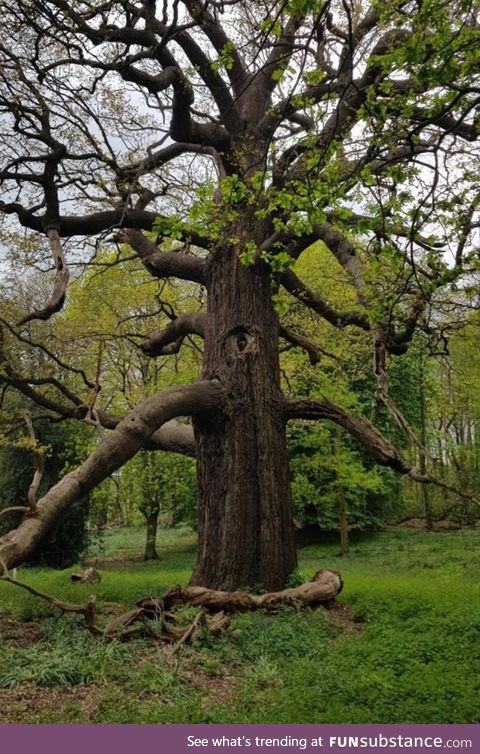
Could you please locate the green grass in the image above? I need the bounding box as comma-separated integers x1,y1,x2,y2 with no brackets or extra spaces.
1,527,479,723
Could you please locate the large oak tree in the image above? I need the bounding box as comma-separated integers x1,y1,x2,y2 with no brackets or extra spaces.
0,0,479,589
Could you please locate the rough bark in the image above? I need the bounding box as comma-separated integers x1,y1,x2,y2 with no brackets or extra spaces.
0,381,223,571
192,231,297,592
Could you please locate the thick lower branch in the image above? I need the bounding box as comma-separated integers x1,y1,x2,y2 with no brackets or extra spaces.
285,396,410,473
284,395,478,506
0,380,223,570
1,371,196,456
148,420,195,455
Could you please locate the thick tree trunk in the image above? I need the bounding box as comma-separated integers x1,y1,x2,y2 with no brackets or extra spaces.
192,232,296,591
143,509,159,560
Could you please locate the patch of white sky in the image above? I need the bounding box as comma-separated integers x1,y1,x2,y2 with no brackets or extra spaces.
0,0,478,280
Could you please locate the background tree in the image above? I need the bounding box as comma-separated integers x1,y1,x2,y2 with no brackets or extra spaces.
121,449,196,560
0,398,91,568
0,0,479,589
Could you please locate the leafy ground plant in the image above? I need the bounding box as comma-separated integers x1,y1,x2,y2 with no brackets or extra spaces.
0,528,479,723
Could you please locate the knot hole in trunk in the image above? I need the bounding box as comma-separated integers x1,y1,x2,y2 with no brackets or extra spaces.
225,326,258,357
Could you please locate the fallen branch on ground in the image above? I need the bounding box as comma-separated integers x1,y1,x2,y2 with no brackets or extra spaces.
0,568,342,645
0,570,101,635
158,568,343,612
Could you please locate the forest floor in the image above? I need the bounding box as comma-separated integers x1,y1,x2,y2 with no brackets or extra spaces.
0,527,479,723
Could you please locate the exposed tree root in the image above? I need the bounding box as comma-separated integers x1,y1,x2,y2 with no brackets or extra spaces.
158,568,343,612
0,568,342,645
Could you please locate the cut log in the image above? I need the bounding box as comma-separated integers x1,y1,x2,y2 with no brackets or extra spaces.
70,567,101,583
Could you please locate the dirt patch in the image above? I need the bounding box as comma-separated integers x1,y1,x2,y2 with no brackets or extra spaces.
0,681,104,723
173,648,236,705
189,668,235,703
0,618,44,648
325,602,364,635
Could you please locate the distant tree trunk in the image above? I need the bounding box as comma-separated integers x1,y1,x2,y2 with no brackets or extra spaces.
142,505,160,561
334,428,349,555
419,353,433,530
192,222,296,591
337,482,349,555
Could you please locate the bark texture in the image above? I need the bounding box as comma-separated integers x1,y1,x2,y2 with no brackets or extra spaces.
192,237,296,591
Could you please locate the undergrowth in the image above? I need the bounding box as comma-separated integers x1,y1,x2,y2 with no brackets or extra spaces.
0,528,479,723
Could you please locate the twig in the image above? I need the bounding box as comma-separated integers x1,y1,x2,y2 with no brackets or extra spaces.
169,610,206,655
0,572,102,635
84,341,106,438
0,506,29,521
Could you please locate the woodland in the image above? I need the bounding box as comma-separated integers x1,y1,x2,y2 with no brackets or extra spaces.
0,0,479,725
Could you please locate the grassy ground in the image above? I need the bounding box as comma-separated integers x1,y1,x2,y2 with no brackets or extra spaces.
0,527,479,724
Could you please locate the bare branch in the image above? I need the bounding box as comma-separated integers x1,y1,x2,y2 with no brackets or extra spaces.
141,312,206,356
121,229,207,284
0,571,100,635
18,229,70,325
23,414,44,511
281,268,369,329
279,325,322,365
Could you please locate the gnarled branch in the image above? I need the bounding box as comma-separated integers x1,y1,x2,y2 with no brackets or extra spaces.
0,380,223,571
284,396,409,474
18,229,70,325
23,414,44,511
121,229,207,284
281,268,369,330
279,325,322,365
